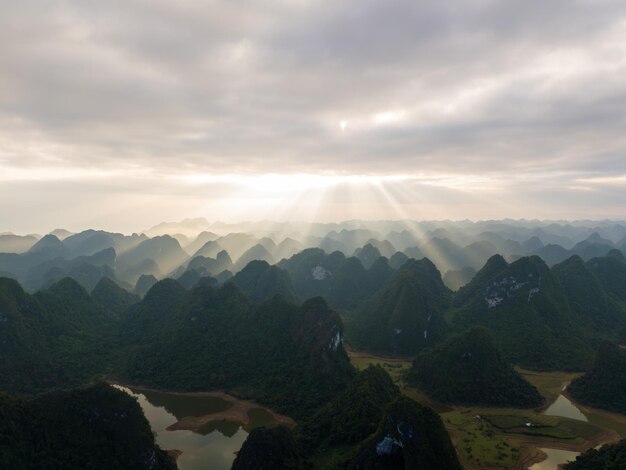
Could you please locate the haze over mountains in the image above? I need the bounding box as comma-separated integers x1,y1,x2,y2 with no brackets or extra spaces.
2,217,626,469
3,218,626,295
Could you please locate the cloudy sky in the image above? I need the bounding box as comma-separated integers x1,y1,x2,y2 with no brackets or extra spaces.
2,0,626,233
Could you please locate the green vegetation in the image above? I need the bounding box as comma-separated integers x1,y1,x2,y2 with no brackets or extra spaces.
233,366,461,469
232,260,297,304
553,255,626,340
0,382,175,469
91,277,139,315
408,328,544,408
277,248,394,310
451,255,594,371
232,426,306,470
296,366,400,456
120,282,354,419
351,396,462,469
518,369,580,405
564,439,626,469
586,250,626,302
568,342,626,415
442,407,608,469
347,258,451,355
0,277,118,394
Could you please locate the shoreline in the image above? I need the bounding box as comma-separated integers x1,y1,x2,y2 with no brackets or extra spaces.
561,389,626,426
111,381,295,431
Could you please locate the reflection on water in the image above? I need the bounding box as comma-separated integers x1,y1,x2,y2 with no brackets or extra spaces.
529,448,579,470
544,395,588,422
544,391,626,438
137,388,233,420
115,386,277,470
536,387,626,469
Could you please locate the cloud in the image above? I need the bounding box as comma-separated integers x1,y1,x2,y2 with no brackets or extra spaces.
1,0,626,230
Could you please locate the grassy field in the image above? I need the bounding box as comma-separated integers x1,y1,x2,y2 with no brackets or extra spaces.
347,350,615,470
517,368,581,407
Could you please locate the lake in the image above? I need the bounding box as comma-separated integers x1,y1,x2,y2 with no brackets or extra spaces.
115,386,280,470
530,384,626,469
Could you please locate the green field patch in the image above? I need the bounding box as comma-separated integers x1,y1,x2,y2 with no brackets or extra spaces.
443,410,520,468
517,368,580,405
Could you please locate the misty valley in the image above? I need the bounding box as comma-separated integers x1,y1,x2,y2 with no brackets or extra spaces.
1,219,626,469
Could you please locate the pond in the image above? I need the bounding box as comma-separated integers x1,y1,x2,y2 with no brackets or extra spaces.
115,386,279,470
544,390,626,438
529,448,580,470
533,384,626,469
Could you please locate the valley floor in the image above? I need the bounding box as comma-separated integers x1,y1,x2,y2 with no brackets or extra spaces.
347,350,625,470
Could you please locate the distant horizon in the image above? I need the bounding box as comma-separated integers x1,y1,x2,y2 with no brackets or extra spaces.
4,216,626,238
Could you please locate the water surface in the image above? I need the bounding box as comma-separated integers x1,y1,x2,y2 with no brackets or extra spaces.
536,386,626,469
529,448,579,470
115,386,277,470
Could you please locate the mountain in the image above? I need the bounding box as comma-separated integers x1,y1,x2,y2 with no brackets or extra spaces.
232,426,305,470
62,230,118,257
234,366,401,468
571,239,615,261
404,245,424,261
364,238,396,257
232,260,297,304
389,251,409,269
568,342,626,414
552,255,626,340
122,278,188,345
91,277,139,315
451,255,593,371
273,237,304,261
325,257,377,310
277,248,393,311
460,240,499,270
325,229,382,254
318,236,347,255
117,235,188,277
0,383,176,469
295,365,400,456
187,250,233,276
586,250,626,302
192,239,224,259
134,274,158,297
563,439,626,469
349,396,462,470
0,277,117,394
215,233,258,260
347,258,451,355
29,234,65,255
354,243,383,269
532,243,571,265
235,243,275,271
50,228,73,240
278,248,347,299
443,266,476,291
0,233,38,253
521,235,544,252
409,328,543,407
120,258,161,285
24,247,117,291
452,254,508,307
419,237,464,272
118,285,354,418
185,230,219,256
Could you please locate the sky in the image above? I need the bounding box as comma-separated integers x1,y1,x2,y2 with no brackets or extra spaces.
1,0,626,233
